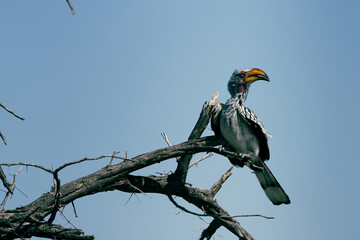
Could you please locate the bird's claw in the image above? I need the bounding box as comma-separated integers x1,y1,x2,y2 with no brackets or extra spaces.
237,153,264,171
237,153,252,161
218,146,225,152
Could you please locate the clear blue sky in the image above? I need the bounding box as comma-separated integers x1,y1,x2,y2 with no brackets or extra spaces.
1,0,359,239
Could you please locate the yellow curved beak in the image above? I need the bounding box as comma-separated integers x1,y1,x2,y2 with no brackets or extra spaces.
244,68,270,83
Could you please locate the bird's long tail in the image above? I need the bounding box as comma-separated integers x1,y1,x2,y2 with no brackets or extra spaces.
253,159,290,205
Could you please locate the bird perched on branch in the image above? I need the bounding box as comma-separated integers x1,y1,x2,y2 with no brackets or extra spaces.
211,68,290,205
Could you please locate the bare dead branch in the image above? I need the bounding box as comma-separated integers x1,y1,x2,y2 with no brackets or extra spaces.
0,167,22,211
168,195,210,217
55,154,130,173
15,206,41,233
0,162,53,174
163,132,214,171
189,92,219,139
47,171,61,224
171,92,219,183
113,174,255,240
0,166,12,193
0,154,132,177
199,219,221,240
20,223,93,240
209,167,233,198
0,135,255,239
0,93,279,240
0,103,24,191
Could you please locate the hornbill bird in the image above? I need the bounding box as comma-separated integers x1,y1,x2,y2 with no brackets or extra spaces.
211,68,290,205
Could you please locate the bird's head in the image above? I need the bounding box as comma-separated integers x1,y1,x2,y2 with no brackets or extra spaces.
227,68,270,100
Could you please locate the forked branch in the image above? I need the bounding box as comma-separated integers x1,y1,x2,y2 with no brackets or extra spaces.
0,93,264,240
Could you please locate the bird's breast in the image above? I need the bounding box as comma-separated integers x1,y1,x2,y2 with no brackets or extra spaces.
220,106,260,156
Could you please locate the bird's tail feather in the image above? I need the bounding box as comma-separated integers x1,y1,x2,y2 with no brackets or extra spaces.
253,159,290,205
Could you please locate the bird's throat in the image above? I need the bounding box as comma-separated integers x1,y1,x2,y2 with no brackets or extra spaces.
237,84,247,93
235,84,248,104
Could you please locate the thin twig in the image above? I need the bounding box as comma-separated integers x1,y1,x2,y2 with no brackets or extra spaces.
0,167,22,211
55,154,131,173
0,131,8,145
71,201,78,218
189,153,213,168
14,185,28,199
168,195,211,217
59,208,78,229
194,224,210,232
0,154,132,175
231,214,274,220
66,0,75,15
134,193,141,203
107,151,120,168
161,132,181,161
0,103,25,121
0,162,53,174
128,183,152,199
125,193,134,205
161,132,171,147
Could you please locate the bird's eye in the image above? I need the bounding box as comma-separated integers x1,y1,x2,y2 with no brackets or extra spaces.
236,72,246,78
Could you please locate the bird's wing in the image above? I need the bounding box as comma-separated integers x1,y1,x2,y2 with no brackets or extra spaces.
239,106,271,161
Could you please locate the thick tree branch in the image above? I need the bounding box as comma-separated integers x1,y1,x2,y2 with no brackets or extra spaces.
0,222,94,240
171,92,219,183
199,219,221,240
0,135,253,239
0,93,272,240
111,174,255,240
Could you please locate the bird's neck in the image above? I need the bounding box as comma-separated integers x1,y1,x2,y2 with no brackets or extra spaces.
224,92,247,113
233,91,248,105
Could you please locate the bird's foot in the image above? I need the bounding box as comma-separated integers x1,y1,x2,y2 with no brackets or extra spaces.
237,153,252,162
231,153,252,167
237,153,263,172
218,146,225,151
